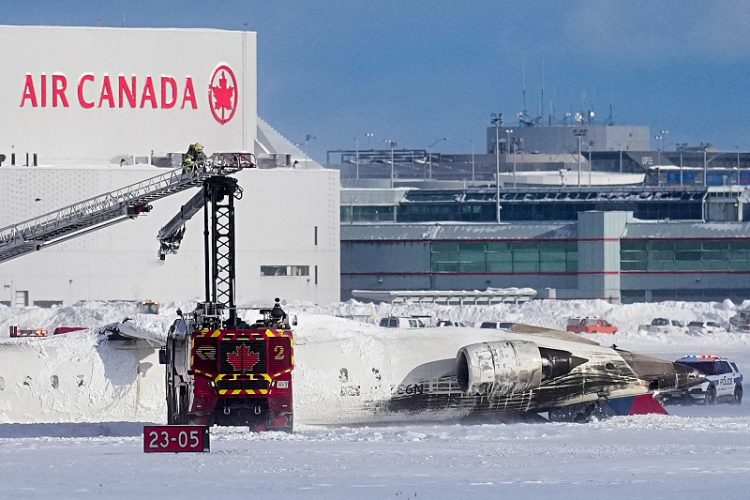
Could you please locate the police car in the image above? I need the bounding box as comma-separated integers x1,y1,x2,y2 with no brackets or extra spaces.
668,355,743,405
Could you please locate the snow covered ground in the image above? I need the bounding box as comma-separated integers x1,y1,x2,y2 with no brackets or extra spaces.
1,299,750,498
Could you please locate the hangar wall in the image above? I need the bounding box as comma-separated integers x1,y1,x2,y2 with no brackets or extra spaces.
0,165,340,306
0,25,256,163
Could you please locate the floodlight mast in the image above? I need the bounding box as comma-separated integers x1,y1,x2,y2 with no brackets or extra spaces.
491,113,502,222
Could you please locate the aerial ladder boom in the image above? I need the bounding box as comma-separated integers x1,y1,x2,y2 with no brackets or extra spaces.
0,152,253,264
156,188,206,260
157,175,243,327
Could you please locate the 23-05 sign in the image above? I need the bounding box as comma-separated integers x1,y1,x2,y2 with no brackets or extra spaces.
143,425,210,453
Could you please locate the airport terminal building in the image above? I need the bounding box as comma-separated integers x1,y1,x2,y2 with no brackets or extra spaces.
337,146,750,304
0,25,339,307
342,211,750,303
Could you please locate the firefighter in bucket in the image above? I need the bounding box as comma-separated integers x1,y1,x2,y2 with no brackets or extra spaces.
182,142,207,174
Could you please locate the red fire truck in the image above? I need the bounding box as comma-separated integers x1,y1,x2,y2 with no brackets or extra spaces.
157,172,294,432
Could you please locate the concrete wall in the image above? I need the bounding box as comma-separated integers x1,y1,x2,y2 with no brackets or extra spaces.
577,211,631,302
0,25,256,163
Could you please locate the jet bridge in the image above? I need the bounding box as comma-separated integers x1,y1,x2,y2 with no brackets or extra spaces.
0,153,254,264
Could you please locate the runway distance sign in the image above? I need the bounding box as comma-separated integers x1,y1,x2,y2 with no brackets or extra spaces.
143,425,210,453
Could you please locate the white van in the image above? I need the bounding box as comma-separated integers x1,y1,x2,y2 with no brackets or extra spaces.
478,321,515,330
639,318,686,335
378,316,426,328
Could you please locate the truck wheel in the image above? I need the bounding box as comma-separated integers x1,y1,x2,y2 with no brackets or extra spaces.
166,386,177,424
733,385,743,405
178,386,189,424
706,386,717,405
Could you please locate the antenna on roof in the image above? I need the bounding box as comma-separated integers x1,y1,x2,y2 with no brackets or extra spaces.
522,58,527,124
517,58,543,127
549,85,555,126
540,58,545,124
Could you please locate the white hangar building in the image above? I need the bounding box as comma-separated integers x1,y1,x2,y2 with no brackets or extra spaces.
0,25,339,307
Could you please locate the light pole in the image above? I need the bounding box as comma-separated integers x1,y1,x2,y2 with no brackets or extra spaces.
573,129,587,188
491,113,502,222
702,146,720,187
356,132,375,182
680,150,684,187
466,139,476,181
507,130,515,187
655,134,662,167
427,137,448,180
736,146,741,186
384,139,397,188
655,129,668,166
355,136,359,181
505,129,513,159
703,146,708,186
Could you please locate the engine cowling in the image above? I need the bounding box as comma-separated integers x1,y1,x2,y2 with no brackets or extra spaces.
456,341,543,396
456,341,587,397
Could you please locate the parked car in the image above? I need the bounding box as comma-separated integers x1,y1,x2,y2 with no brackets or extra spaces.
729,309,750,332
639,318,686,335
566,316,618,335
436,320,468,327
137,300,160,314
687,321,725,335
53,326,87,335
664,354,743,405
479,321,515,329
8,326,47,338
378,316,426,328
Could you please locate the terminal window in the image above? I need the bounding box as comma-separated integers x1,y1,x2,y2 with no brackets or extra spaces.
260,265,310,277
621,239,750,272
431,241,577,273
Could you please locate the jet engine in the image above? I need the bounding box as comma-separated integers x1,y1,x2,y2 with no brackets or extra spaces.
456,341,586,397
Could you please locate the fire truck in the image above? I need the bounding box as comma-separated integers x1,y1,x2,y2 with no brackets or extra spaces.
9,326,48,337
157,169,294,432
0,151,293,431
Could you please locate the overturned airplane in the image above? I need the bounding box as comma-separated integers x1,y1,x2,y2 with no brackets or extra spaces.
292,322,704,425
91,316,705,426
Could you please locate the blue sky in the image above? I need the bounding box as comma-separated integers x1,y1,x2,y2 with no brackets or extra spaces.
3,0,750,162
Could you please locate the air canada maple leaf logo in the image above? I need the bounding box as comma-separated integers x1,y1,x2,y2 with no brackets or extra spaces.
227,344,260,372
208,64,238,125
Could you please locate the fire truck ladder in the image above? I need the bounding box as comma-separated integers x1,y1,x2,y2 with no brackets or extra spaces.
0,153,253,264
157,176,243,329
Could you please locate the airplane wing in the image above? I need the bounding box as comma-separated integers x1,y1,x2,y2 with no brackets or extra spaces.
506,322,602,346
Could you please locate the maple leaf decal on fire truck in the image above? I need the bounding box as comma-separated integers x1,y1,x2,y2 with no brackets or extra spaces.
226,344,260,372
208,64,238,125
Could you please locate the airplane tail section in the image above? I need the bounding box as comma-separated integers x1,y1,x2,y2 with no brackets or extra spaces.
600,393,669,416
548,393,668,422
